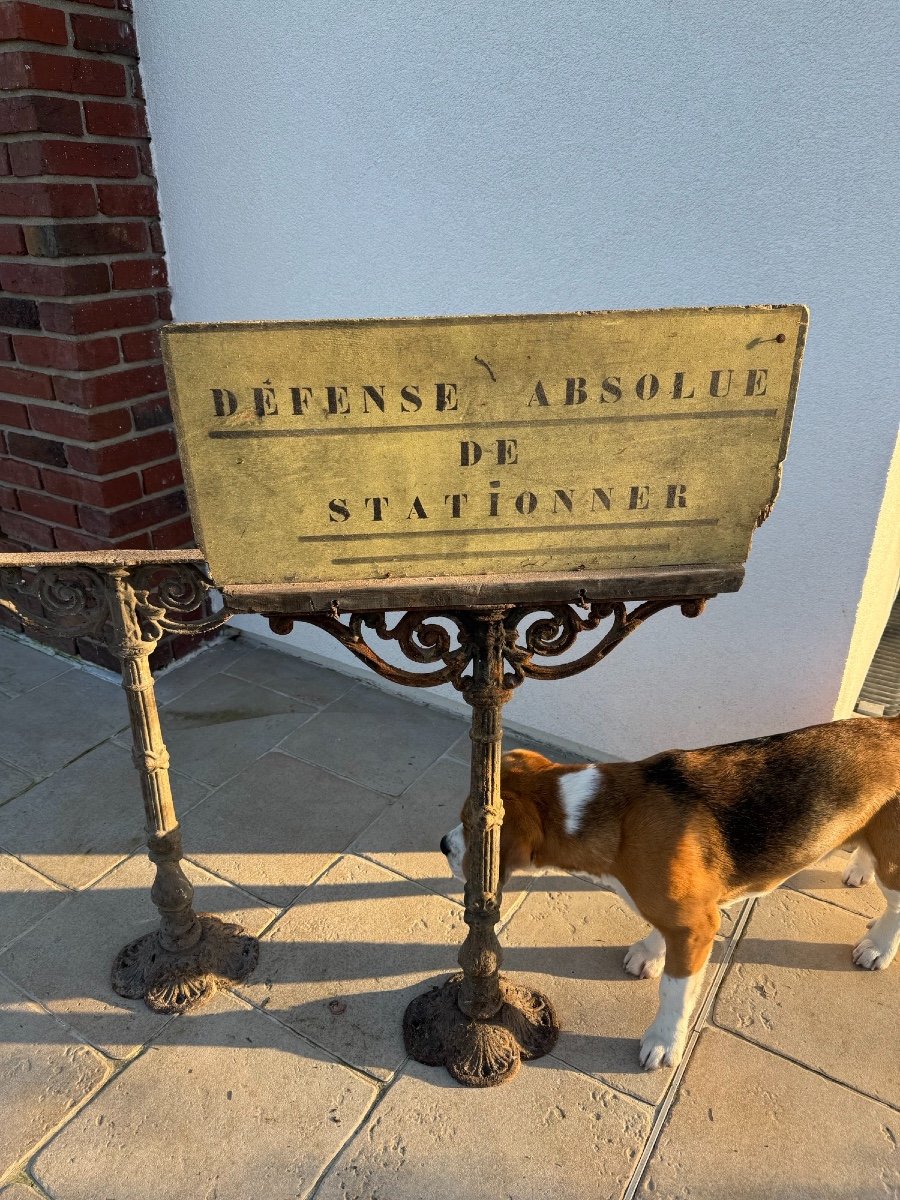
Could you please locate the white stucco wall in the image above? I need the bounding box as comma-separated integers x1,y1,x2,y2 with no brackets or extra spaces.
136,1,899,759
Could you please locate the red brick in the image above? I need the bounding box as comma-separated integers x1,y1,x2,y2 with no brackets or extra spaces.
142,458,182,494
0,364,53,400
0,260,110,297
0,508,55,548
130,394,170,430
0,297,40,329
148,221,164,254
23,221,147,258
151,514,195,549
66,429,175,475
0,456,40,488
137,144,154,177
41,467,142,507
155,291,172,321
0,225,25,255
10,139,138,179
0,95,83,137
40,294,157,335
71,13,136,55
111,256,166,290
0,146,10,176
29,401,131,440
79,489,186,538
0,484,18,511
69,0,116,9
0,52,127,97
96,183,157,218
0,398,30,428
13,334,120,371
17,490,79,528
0,334,12,361
52,362,166,409
84,100,147,140
0,3,68,46
6,430,67,467
53,527,108,551
120,328,160,362
0,182,96,219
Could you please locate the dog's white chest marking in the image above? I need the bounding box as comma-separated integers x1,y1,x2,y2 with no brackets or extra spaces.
585,872,642,917
558,765,600,836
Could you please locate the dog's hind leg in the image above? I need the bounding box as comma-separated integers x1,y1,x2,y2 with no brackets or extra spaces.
851,798,900,970
624,927,666,979
843,843,876,888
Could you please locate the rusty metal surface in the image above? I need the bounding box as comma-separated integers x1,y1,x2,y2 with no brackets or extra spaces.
162,305,807,588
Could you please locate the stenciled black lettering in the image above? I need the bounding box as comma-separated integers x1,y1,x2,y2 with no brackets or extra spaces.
565,377,588,405
635,373,659,401
666,483,688,509
515,491,538,515
326,386,350,415
328,498,350,522
444,493,469,518
364,496,389,520
629,485,650,510
460,441,482,467
745,368,768,397
591,487,613,511
290,387,313,415
407,497,428,519
362,384,386,414
253,379,277,416
553,489,574,513
211,388,238,417
600,377,622,403
709,369,733,398
400,384,422,412
528,380,550,406
436,382,458,411
496,438,517,465
671,372,695,400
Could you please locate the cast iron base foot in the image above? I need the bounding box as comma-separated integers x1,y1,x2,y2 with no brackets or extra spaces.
402,972,559,1087
111,913,259,1014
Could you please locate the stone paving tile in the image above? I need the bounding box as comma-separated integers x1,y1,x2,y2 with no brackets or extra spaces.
348,755,537,915
239,854,466,1080
0,759,33,806
0,673,128,780
151,634,249,705
224,645,357,708
0,742,208,890
786,849,882,919
0,975,109,1180
181,750,393,907
145,671,318,787
316,1056,651,1200
0,636,72,700
501,875,725,1105
31,992,377,1200
639,1028,900,1199
0,854,276,1060
0,854,67,954
279,684,467,796
713,888,900,1109
0,1183,43,1199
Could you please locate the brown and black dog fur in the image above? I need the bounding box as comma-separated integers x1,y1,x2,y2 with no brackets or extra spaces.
441,715,900,1071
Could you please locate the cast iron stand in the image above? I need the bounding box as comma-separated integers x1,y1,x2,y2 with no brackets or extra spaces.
0,550,713,1084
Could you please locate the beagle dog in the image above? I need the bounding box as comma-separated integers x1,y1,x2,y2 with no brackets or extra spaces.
440,715,900,1071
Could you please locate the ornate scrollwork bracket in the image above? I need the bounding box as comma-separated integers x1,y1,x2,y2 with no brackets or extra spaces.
0,556,257,1014
267,593,710,1086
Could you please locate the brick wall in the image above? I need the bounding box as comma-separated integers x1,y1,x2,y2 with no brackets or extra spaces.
0,0,195,668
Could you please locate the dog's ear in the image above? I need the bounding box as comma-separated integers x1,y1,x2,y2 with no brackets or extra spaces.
496,786,544,886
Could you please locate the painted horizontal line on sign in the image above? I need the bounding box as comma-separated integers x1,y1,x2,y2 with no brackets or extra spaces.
208,408,777,439
331,542,671,565
298,518,718,544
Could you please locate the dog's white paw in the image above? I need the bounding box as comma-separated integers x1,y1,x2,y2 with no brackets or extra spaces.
624,938,665,979
843,863,875,888
639,1026,684,1072
851,936,895,970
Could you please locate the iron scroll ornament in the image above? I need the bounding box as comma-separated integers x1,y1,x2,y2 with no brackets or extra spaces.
267,597,708,693
0,560,231,643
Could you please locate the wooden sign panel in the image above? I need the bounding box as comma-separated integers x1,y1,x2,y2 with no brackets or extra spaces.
162,305,807,597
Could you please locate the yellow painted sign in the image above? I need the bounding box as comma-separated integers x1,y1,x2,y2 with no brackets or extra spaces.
162,306,807,589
